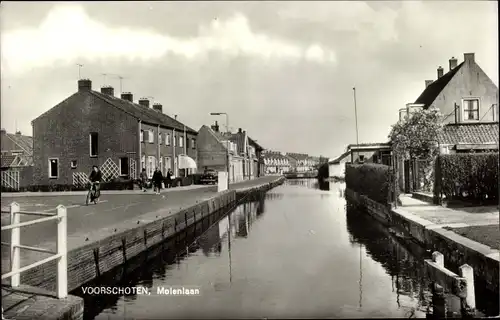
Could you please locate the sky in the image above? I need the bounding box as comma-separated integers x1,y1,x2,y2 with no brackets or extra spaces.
1,1,498,158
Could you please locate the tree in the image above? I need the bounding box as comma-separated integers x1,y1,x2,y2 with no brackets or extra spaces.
389,108,444,161
388,107,444,193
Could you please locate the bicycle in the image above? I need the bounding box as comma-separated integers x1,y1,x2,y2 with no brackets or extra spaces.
86,181,100,205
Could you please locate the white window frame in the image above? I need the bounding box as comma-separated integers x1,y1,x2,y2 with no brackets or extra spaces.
141,155,146,171
89,132,98,157
191,138,196,149
158,132,163,144
179,136,184,148
164,156,171,173
147,156,156,178
461,98,480,122
148,130,155,143
159,157,163,172
48,158,59,179
166,133,171,146
70,160,77,169
119,157,129,176
140,130,144,142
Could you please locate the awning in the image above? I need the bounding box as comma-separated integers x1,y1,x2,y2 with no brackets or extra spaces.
178,154,197,169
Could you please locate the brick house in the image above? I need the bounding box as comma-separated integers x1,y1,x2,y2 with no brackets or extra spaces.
1,129,34,190
286,153,314,172
247,136,265,179
32,79,197,186
197,122,263,182
397,52,499,192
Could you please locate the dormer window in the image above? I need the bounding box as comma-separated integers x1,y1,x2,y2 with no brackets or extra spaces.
462,98,480,121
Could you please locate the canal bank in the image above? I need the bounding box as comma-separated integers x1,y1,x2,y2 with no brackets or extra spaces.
2,177,285,320
344,188,499,293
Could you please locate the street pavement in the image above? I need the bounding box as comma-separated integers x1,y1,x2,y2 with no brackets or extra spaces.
0,176,280,272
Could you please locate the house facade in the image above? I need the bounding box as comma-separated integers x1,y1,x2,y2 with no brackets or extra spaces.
397,52,499,192
1,129,34,190
32,79,197,186
347,143,393,165
196,122,263,182
263,150,291,174
328,150,350,178
286,153,311,172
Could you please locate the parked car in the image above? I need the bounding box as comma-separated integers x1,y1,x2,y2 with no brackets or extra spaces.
200,169,218,184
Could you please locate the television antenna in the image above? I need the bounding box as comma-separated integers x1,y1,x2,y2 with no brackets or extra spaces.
76,64,84,79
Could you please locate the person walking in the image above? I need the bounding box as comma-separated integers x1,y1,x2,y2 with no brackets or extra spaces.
152,167,163,195
139,168,148,192
166,169,173,188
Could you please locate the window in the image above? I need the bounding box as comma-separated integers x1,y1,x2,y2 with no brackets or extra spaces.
166,133,171,146
358,155,365,163
174,135,177,147
186,138,190,149
159,132,163,144
148,130,154,143
159,157,163,172
70,160,77,169
119,157,129,176
179,136,184,148
192,138,196,149
140,130,144,142
463,98,479,121
48,158,59,178
147,156,156,178
89,132,98,157
373,155,378,163
164,156,171,173
141,155,146,171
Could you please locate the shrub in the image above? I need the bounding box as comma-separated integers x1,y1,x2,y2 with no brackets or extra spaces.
345,163,394,205
434,153,498,204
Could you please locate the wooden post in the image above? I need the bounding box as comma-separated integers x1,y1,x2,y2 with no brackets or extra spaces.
459,264,476,314
56,205,68,299
432,251,444,267
10,202,20,287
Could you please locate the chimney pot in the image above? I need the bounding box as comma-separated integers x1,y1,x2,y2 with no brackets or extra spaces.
449,57,458,71
78,79,92,92
425,80,433,88
238,128,242,133
121,92,133,102
101,86,114,96
211,121,220,132
152,103,163,113
437,66,444,79
138,98,150,108
464,53,475,64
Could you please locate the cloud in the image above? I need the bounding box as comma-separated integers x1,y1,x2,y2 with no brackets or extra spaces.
1,5,337,76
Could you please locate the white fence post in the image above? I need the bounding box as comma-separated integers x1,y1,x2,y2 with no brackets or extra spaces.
432,251,444,267
56,205,68,299
10,202,20,287
459,264,476,310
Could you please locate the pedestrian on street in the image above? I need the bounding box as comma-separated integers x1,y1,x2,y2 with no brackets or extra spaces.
153,167,163,195
139,168,148,192
166,169,173,188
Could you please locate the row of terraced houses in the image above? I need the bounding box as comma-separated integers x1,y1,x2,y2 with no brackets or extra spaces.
261,150,324,175
328,52,499,191
1,78,315,190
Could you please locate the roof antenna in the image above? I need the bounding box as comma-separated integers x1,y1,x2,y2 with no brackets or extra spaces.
101,73,108,86
76,64,84,79
117,75,126,94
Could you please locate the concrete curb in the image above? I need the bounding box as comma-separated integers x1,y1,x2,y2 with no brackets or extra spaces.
345,188,499,292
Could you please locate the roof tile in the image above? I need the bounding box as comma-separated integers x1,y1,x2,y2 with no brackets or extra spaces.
438,123,499,145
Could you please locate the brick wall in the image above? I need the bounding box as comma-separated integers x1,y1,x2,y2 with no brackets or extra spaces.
32,92,139,185
197,126,227,170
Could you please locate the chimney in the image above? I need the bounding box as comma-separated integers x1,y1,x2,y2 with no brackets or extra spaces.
121,92,133,102
78,79,92,92
1,128,6,135
437,66,444,79
238,128,242,133
100,86,114,96
425,80,433,88
449,57,458,71
138,98,150,108
464,53,475,64
211,121,219,132
152,103,163,113
15,131,21,135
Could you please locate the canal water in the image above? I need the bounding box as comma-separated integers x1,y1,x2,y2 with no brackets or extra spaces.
79,179,499,319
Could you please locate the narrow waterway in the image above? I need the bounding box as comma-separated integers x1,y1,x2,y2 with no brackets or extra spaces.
79,179,499,319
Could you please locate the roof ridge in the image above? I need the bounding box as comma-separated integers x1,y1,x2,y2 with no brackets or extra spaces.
5,133,32,155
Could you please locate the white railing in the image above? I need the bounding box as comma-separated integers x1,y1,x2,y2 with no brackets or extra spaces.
1,202,68,299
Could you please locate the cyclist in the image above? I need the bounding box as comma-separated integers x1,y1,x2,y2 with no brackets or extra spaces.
88,165,102,202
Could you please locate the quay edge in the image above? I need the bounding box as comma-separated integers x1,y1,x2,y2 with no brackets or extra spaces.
2,177,284,320
344,187,499,293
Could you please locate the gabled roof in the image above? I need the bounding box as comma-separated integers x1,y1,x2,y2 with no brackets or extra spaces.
3,133,33,156
90,91,197,134
286,153,309,160
248,137,264,151
438,122,499,145
328,150,351,164
414,62,465,108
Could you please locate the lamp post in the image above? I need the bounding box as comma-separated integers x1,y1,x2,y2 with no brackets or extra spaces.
210,112,230,188
353,87,360,163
